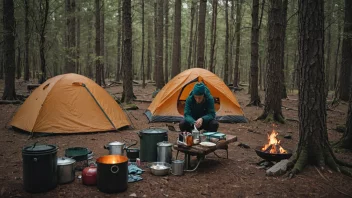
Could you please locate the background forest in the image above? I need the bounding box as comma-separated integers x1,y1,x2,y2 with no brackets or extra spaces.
0,0,348,101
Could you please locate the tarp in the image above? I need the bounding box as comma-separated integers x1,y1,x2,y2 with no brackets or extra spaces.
145,68,247,123
10,73,130,133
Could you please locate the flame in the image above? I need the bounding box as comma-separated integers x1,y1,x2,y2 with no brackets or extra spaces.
261,129,287,154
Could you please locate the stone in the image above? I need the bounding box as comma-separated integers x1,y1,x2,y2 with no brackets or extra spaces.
266,159,289,176
129,193,137,197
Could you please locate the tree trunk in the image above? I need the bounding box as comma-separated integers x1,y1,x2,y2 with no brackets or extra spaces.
122,0,134,103
95,0,101,85
65,0,76,74
192,3,199,68
24,0,30,81
257,0,284,123
334,12,342,94
39,0,49,84
100,0,106,86
154,1,157,81
196,0,206,68
87,15,93,78
16,46,21,79
164,0,169,82
156,0,165,89
339,0,352,101
336,87,352,149
115,0,122,81
141,0,145,87
290,0,348,176
2,0,16,100
209,0,217,73
233,0,242,88
224,0,229,84
76,0,81,74
187,0,196,69
0,43,3,80
325,0,333,93
280,0,288,99
147,16,152,80
171,0,181,78
249,0,261,106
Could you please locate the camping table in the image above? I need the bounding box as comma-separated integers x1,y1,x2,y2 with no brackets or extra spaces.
173,135,237,171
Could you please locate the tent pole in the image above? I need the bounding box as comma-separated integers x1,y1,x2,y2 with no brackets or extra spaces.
81,83,118,131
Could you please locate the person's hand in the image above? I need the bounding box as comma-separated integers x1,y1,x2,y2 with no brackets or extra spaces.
195,118,203,129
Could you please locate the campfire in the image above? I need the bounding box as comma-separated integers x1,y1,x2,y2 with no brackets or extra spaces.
261,127,287,154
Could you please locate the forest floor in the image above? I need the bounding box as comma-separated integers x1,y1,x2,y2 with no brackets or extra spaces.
0,79,352,198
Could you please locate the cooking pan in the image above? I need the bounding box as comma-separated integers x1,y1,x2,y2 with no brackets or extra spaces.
255,146,292,162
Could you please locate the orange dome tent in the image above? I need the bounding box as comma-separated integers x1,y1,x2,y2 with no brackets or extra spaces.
145,68,247,123
11,73,130,133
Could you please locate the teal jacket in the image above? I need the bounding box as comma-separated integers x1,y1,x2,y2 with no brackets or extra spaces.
184,86,216,124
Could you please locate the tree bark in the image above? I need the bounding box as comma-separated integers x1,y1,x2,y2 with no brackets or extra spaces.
233,0,242,88
196,0,206,68
76,0,81,74
147,16,152,80
224,0,229,84
100,0,106,86
95,0,101,85
38,0,49,84
192,3,199,68
290,0,347,176
249,0,261,106
65,0,76,74
0,42,3,80
187,0,196,69
156,0,165,89
122,0,134,103
325,0,333,93
339,0,352,101
115,0,122,81
164,0,169,82
280,0,288,99
209,0,217,73
141,0,145,87
16,46,21,79
87,15,93,78
257,0,284,123
154,1,157,81
171,0,181,78
2,0,16,100
24,0,30,81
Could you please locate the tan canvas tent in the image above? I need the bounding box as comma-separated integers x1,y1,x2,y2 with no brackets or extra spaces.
145,68,247,123
11,73,130,133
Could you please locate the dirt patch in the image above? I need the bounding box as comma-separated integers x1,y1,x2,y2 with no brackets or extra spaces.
0,80,351,197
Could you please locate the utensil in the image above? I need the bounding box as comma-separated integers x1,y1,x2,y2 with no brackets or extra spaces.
171,160,184,176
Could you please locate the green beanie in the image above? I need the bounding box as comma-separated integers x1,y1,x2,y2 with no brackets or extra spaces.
193,83,206,95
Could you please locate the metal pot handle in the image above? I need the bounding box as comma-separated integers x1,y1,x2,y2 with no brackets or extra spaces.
103,145,109,150
110,165,119,174
137,132,142,139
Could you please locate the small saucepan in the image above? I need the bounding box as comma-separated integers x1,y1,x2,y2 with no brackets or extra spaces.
125,148,139,162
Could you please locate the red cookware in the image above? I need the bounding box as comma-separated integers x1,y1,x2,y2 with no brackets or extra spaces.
82,164,97,186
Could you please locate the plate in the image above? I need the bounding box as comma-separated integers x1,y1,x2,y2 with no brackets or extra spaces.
199,142,216,147
203,132,215,136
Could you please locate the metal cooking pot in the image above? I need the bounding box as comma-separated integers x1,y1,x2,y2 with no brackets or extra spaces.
157,142,172,164
96,155,128,193
126,148,140,162
138,128,168,162
57,157,76,184
104,139,137,155
171,160,184,176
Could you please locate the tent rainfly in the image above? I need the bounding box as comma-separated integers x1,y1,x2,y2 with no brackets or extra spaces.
145,68,247,123
10,73,130,133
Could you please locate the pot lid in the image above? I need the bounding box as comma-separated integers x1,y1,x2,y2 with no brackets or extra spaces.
108,141,125,146
140,128,168,134
57,157,76,165
157,142,172,147
23,144,57,153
